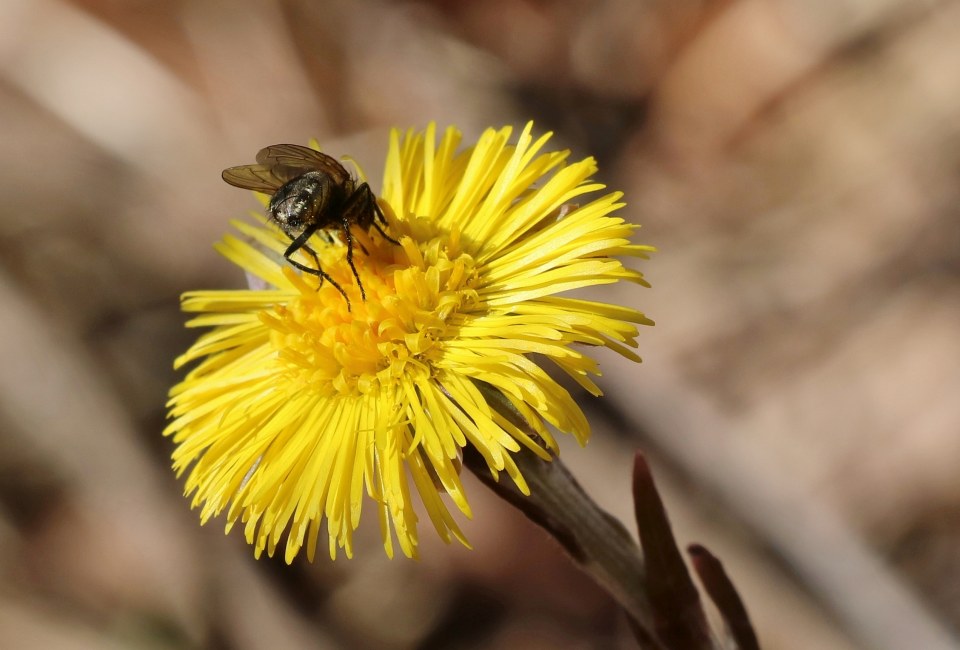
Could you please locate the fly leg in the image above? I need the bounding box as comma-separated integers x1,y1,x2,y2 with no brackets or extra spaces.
283,228,351,309
340,217,365,301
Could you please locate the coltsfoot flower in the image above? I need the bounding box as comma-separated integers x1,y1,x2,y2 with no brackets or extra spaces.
165,123,654,562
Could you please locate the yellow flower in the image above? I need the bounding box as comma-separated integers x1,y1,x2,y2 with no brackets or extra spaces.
165,122,654,562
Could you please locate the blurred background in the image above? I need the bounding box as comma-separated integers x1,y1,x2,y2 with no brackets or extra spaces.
1,0,959,648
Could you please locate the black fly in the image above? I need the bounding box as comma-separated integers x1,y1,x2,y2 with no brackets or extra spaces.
222,144,397,309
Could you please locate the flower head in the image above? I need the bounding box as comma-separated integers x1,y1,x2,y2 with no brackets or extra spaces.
165,123,653,562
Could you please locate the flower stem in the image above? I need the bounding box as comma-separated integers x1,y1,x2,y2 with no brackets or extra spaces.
464,443,658,645
467,383,762,648
466,382,657,643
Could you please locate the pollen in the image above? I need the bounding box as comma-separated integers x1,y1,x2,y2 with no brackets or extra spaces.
265,231,479,400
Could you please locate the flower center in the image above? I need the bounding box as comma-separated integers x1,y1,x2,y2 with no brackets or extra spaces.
261,229,479,397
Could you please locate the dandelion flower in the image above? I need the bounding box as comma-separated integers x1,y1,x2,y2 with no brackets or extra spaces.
165,122,654,562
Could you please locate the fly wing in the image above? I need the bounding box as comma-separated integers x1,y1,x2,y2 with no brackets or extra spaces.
221,164,283,193
256,144,351,185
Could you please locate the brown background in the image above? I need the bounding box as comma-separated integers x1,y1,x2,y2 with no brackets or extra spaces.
1,1,959,648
